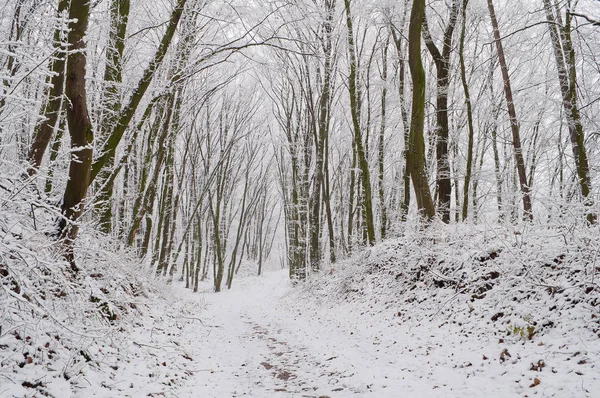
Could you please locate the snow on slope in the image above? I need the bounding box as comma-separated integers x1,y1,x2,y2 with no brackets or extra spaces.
0,175,153,398
2,180,600,398
283,222,600,397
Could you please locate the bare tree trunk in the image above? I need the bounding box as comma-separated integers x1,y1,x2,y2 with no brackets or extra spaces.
193,217,202,292
543,0,594,222
378,37,389,238
309,0,335,271
472,128,488,223
390,22,411,222
89,0,187,184
57,0,94,271
459,0,475,221
407,0,435,220
487,0,532,220
96,0,130,233
347,140,356,250
44,115,66,194
322,131,336,263
27,0,69,174
156,144,175,276
151,170,168,271
422,0,460,223
344,0,375,245
128,94,172,248
209,190,225,292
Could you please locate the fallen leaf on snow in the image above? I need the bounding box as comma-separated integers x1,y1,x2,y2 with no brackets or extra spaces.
529,378,541,388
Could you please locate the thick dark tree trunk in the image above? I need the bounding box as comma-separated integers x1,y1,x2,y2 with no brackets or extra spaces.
407,0,435,220
58,0,94,270
422,0,460,223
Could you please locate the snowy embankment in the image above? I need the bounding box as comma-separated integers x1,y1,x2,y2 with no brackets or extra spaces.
2,184,600,398
282,222,600,397
0,177,155,397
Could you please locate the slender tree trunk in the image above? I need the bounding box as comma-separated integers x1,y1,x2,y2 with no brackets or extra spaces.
289,145,305,279
193,218,202,292
460,0,475,221
44,115,66,194
323,131,336,263
527,115,542,190
151,171,169,271
543,0,594,222
209,192,225,292
156,145,175,276
487,0,532,220
344,0,375,245
378,37,389,239
164,94,189,278
472,129,488,222
96,0,131,233
89,0,187,184
255,191,266,275
391,25,411,222
347,140,357,250
182,233,190,284
452,140,460,222
27,0,69,174
128,94,173,248
226,167,252,289
308,0,335,271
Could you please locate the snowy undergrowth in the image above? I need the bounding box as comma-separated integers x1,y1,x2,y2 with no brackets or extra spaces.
286,220,600,396
0,174,161,397
4,164,600,397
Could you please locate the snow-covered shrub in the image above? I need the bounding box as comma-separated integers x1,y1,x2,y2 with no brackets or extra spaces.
0,171,152,394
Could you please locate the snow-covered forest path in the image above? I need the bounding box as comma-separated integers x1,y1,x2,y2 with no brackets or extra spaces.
173,270,374,397
86,268,599,398
124,270,429,398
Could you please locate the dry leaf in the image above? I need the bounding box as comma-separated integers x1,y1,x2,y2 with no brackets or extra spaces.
529,378,541,388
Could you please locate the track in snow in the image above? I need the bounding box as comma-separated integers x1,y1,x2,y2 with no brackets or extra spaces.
179,270,362,398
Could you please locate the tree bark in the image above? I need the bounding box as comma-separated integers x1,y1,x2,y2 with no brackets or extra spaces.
543,0,594,222
309,0,335,271
96,0,131,233
128,94,172,248
89,0,187,184
58,0,94,270
390,21,411,222
407,0,435,221
459,0,475,221
378,37,389,238
422,0,460,223
343,0,375,245
487,0,532,220
27,0,69,174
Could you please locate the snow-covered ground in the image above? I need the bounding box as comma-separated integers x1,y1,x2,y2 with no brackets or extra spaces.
3,222,600,397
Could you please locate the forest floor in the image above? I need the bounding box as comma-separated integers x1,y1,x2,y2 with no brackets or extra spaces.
3,224,600,397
